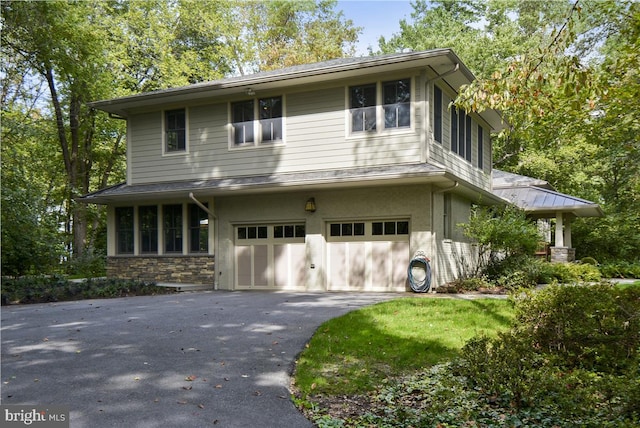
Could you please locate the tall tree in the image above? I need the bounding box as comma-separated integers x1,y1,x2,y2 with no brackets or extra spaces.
378,0,639,261
1,0,361,268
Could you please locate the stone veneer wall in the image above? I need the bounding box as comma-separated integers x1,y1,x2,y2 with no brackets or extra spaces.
550,247,576,263
107,256,215,285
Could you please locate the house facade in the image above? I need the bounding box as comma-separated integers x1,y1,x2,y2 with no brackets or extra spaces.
82,49,505,292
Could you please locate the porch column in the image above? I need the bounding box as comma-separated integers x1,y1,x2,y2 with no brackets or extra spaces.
564,215,572,249
555,212,564,247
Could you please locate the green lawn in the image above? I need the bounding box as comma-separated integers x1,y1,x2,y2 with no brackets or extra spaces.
294,297,514,397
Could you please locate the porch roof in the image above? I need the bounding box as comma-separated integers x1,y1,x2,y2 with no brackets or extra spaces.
492,170,603,218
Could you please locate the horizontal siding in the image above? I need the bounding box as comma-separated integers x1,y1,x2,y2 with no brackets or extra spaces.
428,86,491,190
130,77,424,184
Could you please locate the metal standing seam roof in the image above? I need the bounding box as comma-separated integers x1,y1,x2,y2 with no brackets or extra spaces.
491,170,603,217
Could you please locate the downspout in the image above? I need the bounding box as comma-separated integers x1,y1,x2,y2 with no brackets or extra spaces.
189,193,219,290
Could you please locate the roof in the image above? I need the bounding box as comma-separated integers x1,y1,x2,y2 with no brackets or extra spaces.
79,162,505,205
89,49,505,130
80,163,447,204
492,170,603,217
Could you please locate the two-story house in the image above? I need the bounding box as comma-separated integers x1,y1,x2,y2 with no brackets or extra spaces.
82,49,506,292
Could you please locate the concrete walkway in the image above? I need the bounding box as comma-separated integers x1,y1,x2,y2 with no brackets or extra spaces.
1,291,397,428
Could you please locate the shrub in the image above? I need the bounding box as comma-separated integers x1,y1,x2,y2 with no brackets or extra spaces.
580,256,598,265
512,283,639,373
1,276,176,305
599,261,640,279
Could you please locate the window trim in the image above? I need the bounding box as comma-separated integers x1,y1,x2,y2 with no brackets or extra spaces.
477,124,484,170
162,108,188,156
346,77,415,138
229,96,285,149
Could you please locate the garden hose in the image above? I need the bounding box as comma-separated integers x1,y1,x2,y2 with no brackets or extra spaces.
408,251,432,293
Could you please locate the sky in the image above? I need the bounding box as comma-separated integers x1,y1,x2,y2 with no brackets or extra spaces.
336,0,415,55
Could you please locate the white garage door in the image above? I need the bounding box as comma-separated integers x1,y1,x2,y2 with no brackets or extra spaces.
327,220,410,291
234,224,306,289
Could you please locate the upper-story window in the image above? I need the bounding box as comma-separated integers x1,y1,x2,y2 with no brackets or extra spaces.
477,124,484,170
349,78,411,134
350,84,377,132
165,109,186,152
433,85,442,143
383,79,411,129
450,108,472,163
231,96,283,147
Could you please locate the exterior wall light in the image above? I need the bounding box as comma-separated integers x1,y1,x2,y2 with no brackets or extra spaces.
305,198,316,212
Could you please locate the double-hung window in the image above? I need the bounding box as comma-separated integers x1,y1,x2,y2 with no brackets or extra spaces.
350,84,377,132
232,100,254,145
349,78,411,134
383,79,411,129
231,96,283,146
477,124,484,170
165,109,186,152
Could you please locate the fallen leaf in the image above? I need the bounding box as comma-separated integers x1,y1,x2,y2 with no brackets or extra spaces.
254,391,262,396
182,386,192,390
134,377,140,381
185,375,197,381
311,383,316,390
177,400,187,405
215,384,222,389
198,404,205,409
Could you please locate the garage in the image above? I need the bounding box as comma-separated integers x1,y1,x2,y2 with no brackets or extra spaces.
326,219,410,291
234,223,307,289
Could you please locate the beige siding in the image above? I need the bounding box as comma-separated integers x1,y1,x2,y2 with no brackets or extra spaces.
128,74,424,185
428,86,491,190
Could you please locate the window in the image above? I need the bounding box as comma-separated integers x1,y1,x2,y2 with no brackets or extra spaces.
274,224,305,238
372,221,409,236
434,86,442,143
443,194,451,239
231,96,283,146
165,109,186,152
237,226,268,240
465,114,472,162
259,97,283,142
349,78,412,134
139,206,158,253
350,84,376,132
115,207,134,254
450,108,472,162
451,108,458,154
383,79,411,129
477,125,484,170
189,204,208,253
232,100,254,145
330,222,365,237
163,204,182,253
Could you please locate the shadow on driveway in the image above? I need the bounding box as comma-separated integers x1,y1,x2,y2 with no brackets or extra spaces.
1,291,397,427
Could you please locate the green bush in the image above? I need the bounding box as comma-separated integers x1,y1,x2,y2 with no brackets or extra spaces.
512,283,639,373
599,261,640,279
1,276,176,305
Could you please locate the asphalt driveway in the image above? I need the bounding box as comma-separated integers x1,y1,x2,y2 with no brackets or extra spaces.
1,291,397,427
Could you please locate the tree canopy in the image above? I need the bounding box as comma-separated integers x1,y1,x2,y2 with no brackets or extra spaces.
380,0,639,262
0,0,360,275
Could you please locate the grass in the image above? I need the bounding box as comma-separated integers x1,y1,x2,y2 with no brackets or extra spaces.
294,297,514,397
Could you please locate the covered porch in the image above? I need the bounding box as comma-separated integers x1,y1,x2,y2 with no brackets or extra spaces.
492,170,604,263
